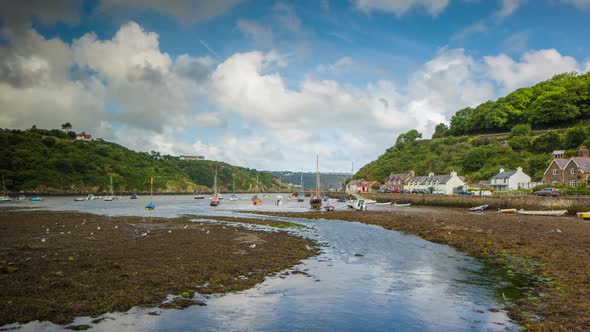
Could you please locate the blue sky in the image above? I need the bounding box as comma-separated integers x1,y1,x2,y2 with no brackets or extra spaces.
1,0,589,172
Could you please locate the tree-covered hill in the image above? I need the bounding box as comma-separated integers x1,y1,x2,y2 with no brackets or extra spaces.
432,72,590,137
0,127,278,193
356,70,590,184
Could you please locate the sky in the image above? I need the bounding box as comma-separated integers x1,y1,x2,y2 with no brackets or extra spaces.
1,0,589,173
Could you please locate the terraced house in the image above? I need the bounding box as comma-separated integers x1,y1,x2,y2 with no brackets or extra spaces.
405,171,466,195
384,171,414,191
543,148,590,187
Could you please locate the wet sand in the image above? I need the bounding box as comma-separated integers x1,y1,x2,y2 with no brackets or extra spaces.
254,207,590,332
0,209,318,326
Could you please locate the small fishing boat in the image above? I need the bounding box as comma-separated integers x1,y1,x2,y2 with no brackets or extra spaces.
104,176,116,201
375,202,392,206
74,197,86,201
498,208,517,214
393,203,411,207
338,197,346,202
16,195,26,201
468,204,488,212
86,194,95,200
309,155,322,210
0,197,11,203
145,177,156,210
194,194,205,199
229,174,238,201
229,194,238,201
575,212,590,219
252,174,263,205
324,204,335,211
103,196,114,201
516,209,567,216
29,197,44,201
321,195,329,201
130,193,138,199
275,195,283,206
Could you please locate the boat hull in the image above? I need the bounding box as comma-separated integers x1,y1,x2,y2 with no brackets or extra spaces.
516,209,568,216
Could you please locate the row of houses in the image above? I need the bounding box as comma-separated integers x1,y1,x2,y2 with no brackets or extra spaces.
349,147,590,194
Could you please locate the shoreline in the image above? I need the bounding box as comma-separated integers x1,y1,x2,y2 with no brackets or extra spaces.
0,209,319,327
252,207,590,332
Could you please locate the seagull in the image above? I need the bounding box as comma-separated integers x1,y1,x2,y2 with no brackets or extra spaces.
141,232,147,236
168,230,172,234
249,244,256,249
557,229,562,233
67,231,71,234
46,228,49,232
97,226,101,231
90,232,94,235
41,238,46,243
115,226,118,229
184,225,188,229
60,232,64,235
206,230,210,234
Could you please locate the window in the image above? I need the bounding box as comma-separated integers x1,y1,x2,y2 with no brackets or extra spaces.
570,168,576,175
552,169,557,176
569,180,577,187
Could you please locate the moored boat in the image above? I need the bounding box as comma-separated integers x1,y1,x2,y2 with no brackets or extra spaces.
275,195,283,206
375,202,392,206
130,193,138,199
576,211,590,219
468,204,488,212
0,197,11,203
74,197,86,201
498,208,517,214
145,177,156,210
517,209,568,216
210,168,221,207
16,195,26,201
29,196,44,201
309,155,322,210
145,202,156,210
194,194,205,199
393,203,411,207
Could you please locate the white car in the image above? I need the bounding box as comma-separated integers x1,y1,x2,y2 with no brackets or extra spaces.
432,190,445,195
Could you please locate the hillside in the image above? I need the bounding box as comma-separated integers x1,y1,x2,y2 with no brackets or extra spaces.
266,171,351,191
356,72,590,184
0,128,278,193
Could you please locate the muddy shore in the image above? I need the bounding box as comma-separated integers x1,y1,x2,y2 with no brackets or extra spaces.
254,208,590,332
0,209,318,327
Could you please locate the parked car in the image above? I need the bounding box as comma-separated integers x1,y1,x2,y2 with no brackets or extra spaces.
432,190,445,195
456,189,473,195
411,189,429,194
377,188,390,193
390,189,401,193
534,188,560,196
400,189,410,194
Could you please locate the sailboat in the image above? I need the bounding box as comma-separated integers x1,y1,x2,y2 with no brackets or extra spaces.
145,177,156,210
0,175,11,202
252,173,262,205
297,172,305,202
310,155,322,210
104,175,115,201
229,174,238,201
210,167,220,207
74,181,87,201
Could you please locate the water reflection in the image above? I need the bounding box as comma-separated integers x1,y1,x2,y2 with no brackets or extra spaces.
2,195,519,331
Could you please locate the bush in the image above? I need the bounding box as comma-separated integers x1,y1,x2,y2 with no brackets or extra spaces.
511,124,531,137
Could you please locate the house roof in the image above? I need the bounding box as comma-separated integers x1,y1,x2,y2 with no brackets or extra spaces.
359,181,380,186
491,170,517,180
552,150,566,154
386,173,411,181
348,180,363,186
571,157,590,172
409,175,453,185
553,159,569,170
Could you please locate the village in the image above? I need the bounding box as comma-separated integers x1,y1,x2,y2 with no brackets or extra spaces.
347,147,590,195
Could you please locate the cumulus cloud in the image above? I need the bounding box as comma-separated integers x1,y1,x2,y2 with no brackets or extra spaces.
96,0,243,24
484,49,584,91
354,0,451,17
317,57,354,74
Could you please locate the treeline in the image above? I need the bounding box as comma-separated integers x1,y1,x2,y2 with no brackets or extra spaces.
433,72,590,137
0,127,277,193
355,125,590,183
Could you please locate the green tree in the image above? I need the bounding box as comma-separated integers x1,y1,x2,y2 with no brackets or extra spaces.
61,122,72,132
395,129,422,145
432,123,449,138
564,126,587,149
510,124,531,137
532,131,563,153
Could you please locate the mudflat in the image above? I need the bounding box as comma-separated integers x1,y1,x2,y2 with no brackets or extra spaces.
256,207,590,332
0,209,318,326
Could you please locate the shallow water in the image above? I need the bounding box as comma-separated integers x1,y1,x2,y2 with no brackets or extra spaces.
2,195,519,331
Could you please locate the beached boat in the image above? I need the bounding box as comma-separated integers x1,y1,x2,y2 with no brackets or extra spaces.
363,199,376,204
194,194,205,199
516,209,567,216
468,204,488,212
297,172,305,202
16,195,26,200
210,168,220,207
498,208,517,214
145,177,156,210
252,174,262,205
309,155,323,210
74,197,86,201
575,212,590,219
130,193,138,199
29,197,44,201
229,174,238,201
275,195,283,206
393,203,411,207
104,176,116,201
375,202,392,206
338,197,346,202
324,203,335,211
350,199,367,211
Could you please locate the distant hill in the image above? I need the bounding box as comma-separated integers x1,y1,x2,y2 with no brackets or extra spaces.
356,72,590,184
266,171,351,191
0,127,278,193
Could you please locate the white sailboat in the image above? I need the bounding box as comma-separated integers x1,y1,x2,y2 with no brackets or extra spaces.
210,167,220,206
0,175,11,202
145,177,156,210
104,175,115,201
310,155,322,209
297,171,305,202
229,173,238,201
252,173,262,205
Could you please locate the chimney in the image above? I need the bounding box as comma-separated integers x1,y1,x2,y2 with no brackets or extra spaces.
578,148,589,158
450,170,457,177
517,167,522,173
409,170,415,177
428,172,434,177
499,168,505,174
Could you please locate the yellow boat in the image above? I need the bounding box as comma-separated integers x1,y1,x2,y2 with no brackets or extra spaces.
576,212,590,219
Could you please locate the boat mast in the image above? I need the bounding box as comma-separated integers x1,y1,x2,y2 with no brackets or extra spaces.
316,155,320,197
110,175,113,196
150,177,153,200
300,170,303,194
214,167,218,195
232,173,235,194
256,173,259,194
2,175,5,196
279,175,282,193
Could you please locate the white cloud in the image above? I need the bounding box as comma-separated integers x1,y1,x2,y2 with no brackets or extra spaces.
317,57,354,73
451,21,488,42
494,0,523,19
560,0,590,9
484,49,584,91
237,19,273,47
96,0,243,24
354,0,451,17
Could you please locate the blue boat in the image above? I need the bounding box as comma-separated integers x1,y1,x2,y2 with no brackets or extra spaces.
29,197,44,201
338,197,346,202
16,195,26,200
145,202,156,210
0,197,11,203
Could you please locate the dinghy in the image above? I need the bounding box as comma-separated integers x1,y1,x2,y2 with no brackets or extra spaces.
576,212,590,219
498,208,517,213
375,202,392,206
29,197,44,201
517,209,567,216
468,204,488,212
393,203,411,207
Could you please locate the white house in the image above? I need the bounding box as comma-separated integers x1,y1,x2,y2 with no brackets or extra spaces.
405,171,465,195
489,167,531,191
346,179,362,193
